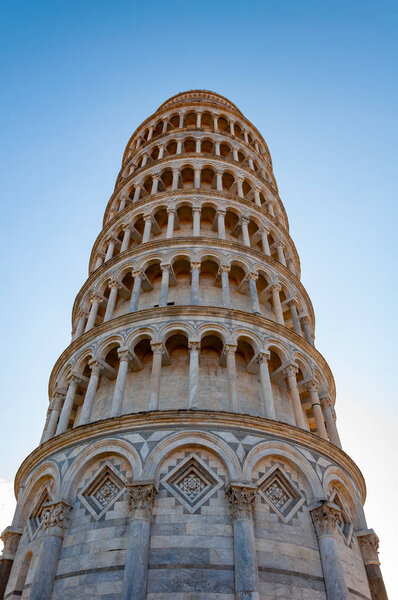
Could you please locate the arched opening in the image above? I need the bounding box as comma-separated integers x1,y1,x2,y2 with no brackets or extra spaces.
229,263,251,312
236,338,262,415
201,138,213,154
176,204,193,237
222,171,235,193
170,258,191,305
166,140,177,155
198,334,227,409
201,167,216,190
125,337,153,414
183,138,196,154
218,116,229,132
169,114,179,129
220,142,231,158
234,123,244,140
184,112,197,128
200,205,217,238
199,259,220,307
180,167,194,189
92,345,119,421
201,112,213,129
159,333,189,408
140,262,162,310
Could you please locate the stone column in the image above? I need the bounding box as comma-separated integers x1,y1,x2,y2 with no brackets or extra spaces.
233,147,239,161
119,192,128,212
158,144,164,159
85,293,102,332
310,502,349,600
176,140,182,154
110,349,132,417
56,375,81,435
271,284,284,325
289,298,303,335
78,360,103,426
258,351,276,419
230,121,235,136
94,251,105,270
248,157,254,170
225,344,238,412
178,113,184,128
129,270,143,312
29,502,72,600
321,397,342,448
120,226,132,252
150,175,159,195
213,115,219,130
166,208,175,238
194,167,201,189
306,383,328,439
241,216,251,247
261,228,270,255
226,483,259,600
188,341,200,409
254,188,261,207
193,207,201,236
287,255,296,275
133,184,141,202
221,265,231,308
276,242,287,267
266,200,275,217
284,365,306,428
243,129,249,143
0,527,22,600
103,280,121,322
190,262,201,305
196,112,202,127
147,125,154,141
356,529,388,600
216,170,223,191
148,342,163,410
41,392,64,442
172,168,179,190
248,273,261,315
159,263,170,307
196,139,201,153
236,177,244,199
217,209,226,239
122,482,158,600
301,315,314,346
162,119,167,134
105,236,116,262
142,215,152,243
215,140,221,155
73,309,88,340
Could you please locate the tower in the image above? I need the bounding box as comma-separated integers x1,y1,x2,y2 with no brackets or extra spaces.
0,90,387,600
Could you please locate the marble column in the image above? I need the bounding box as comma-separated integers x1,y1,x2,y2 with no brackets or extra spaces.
41,392,64,442
0,527,22,600
258,351,276,419
276,242,287,266
310,502,349,600
172,168,179,190
176,140,182,154
103,280,121,322
193,208,201,236
85,293,102,332
129,270,143,312
194,168,201,189
158,144,164,159
226,483,259,600
73,309,88,340
29,502,72,600
230,121,235,136
266,200,275,217
188,341,200,408
321,397,342,448
225,344,238,412
142,216,152,243
110,349,132,417
289,298,303,335
147,125,154,141
133,184,141,202
236,177,244,199
216,170,223,191
213,115,219,130
243,129,249,143
215,140,221,155
166,208,175,238
254,188,261,207
105,237,116,262
356,529,388,600
150,175,159,196
261,228,270,255
159,263,170,307
241,217,251,247
78,360,103,426
178,113,184,128
56,375,81,435
94,252,105,270
248,273,261,315
196,139,201,153
190,262,201,305
120,226,132,252
122,482,158,600
148,342,163,410
301,315,314,346
233,147,239,161
119,192,128,212
196,112,202,127
217,209,226,239
306,383,328,439
221,265,231,308
284,365,306,428
271,284,284,325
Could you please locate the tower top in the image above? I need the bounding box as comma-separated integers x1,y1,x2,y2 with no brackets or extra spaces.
157,89,243,115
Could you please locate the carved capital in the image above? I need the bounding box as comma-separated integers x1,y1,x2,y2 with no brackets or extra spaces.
220,265,230,273
88,359,105,375
160,263,171,273
117,348,132,363
320,396,333,411
190,262,201,272
127,481,158,520
283,364,298,379
248,272,258,281
42,501,72,536
188,341,201,352
0,527,22,559
226,483,257,521
108,278,122,289
356,529,380,565
150,341,163,355
217,208,226,217
305,381,319,394
89,292,103,304
271,283,281,293
77,308,89,320
310,501,342,538
132,269,143,279
69,373,83,387
192,206,201,214
258,350,271,363
225,344,237,356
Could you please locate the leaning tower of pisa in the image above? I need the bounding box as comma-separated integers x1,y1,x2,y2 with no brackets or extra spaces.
0,90,388,600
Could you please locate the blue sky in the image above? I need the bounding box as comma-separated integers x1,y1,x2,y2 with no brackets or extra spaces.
0,0,397,595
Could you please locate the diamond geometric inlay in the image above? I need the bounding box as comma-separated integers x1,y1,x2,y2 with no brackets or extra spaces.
329,489,353,544
257,465,305,523
78,462,126,520
161,454,223,513
28,488,51,538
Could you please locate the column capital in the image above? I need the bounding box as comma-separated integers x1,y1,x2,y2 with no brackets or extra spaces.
248,272,258,281
260,225,270,234
226,483,257,521
132,269,143,279
190,261,201,272
217,208,226,216
240,214,250,224
117,348,133,363
120,190,129,200
108,278,122,289
89,292,103,304
258,350,271,363
88,358,105,375
236,175,244,182
271,282,282,293
220,264,231,273
127,481,158,520
77,308,89,319
305,380,319,394
160,263,171,273
192,206,201,214
320,396,333,410
225,343,237,355
143,213,152,222
0,526,22,559
172,167,180,174
68,372,83,386
150,341,163,355
356,529,380,565
283,363,299,378
301,314,311,324
167,207,176,215
310,501,342,538
42,501,72,537
288,295,299,307
188,341,201,352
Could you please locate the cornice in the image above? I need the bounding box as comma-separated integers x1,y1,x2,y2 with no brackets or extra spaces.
14,410,366,503
103,159,287,229
157,90,244,115
79,237,311,325
50,305,332,398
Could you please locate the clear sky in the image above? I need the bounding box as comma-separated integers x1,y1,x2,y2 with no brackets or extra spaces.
0,0,397,595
